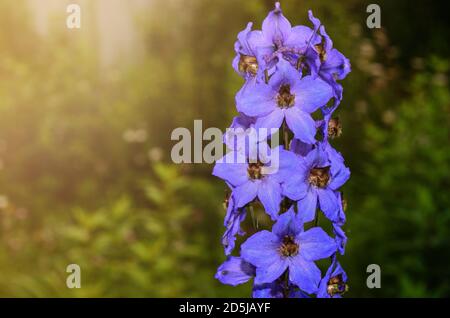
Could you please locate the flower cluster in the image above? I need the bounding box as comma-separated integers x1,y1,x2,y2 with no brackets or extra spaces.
213,3,350,298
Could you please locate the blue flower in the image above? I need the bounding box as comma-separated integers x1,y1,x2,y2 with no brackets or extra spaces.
282,143,350,222
240,209,336,294
307,11,351,110
232,23,260,80
216,4,351,298
248,3,322,76
236,59,332,144
213,146,293,220
317,257,348,298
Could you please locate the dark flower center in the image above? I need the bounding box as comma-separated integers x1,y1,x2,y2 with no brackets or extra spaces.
276,84,295,108
238,55,258,76
279,235,299,257
327,274,349,296
328,117,342,139
315,43,327,62
308,166,331,188
247,161,264,180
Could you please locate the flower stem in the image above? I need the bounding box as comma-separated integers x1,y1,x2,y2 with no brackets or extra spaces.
314,209,320,227
282,270,290,298
249,204,258,230
282,121,290,150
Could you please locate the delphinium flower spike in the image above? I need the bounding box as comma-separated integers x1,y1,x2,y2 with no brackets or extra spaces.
214,3,351,298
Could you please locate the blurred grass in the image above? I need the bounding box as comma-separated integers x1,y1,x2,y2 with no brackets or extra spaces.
0,0,449,297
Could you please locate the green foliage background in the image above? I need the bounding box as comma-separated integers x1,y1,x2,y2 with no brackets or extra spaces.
0,0,448,297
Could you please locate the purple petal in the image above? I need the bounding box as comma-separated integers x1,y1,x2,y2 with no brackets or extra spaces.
262,2,292,45
272,208,303,237
289,256,321,294
285,107,316,144
215,256,255,286
329,163,350,190
290,138,314,156
284,25,319,48
213,152,248,187
236,82,276,117
254,45,277,78
281,173,309,201
269,58,301,90
317,259,348,298
274,149,304,183
241,230,282,268
304,47,322,78
335,191,346,225
254,108,284,131
297,227,336,261
292,75,333,113
317,188,340,222
222,200,247,255
319,25,333,52
308,10,321,32
321,48,351,80
233,180,259,208
247,30,273,50
325,142,344,164
254,259,288,284
297,190,318,222
317,263,334,298
236,22,254,55
333,222,347,255
305,144,329,167
258,178,282,220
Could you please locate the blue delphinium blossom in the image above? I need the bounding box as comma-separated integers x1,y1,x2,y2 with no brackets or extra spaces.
317,256,348,298
232,22,260,81
236,59,332,144
215,3,351,298
240,209,336,294
213,145,293,220
244,3,321,75
282,143,350,222
307,11,351,114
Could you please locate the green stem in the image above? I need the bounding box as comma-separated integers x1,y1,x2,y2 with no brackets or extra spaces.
264,69,269,84
282,271,290,298
249,204,257,230
282,121,290,150
314,209,319,227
